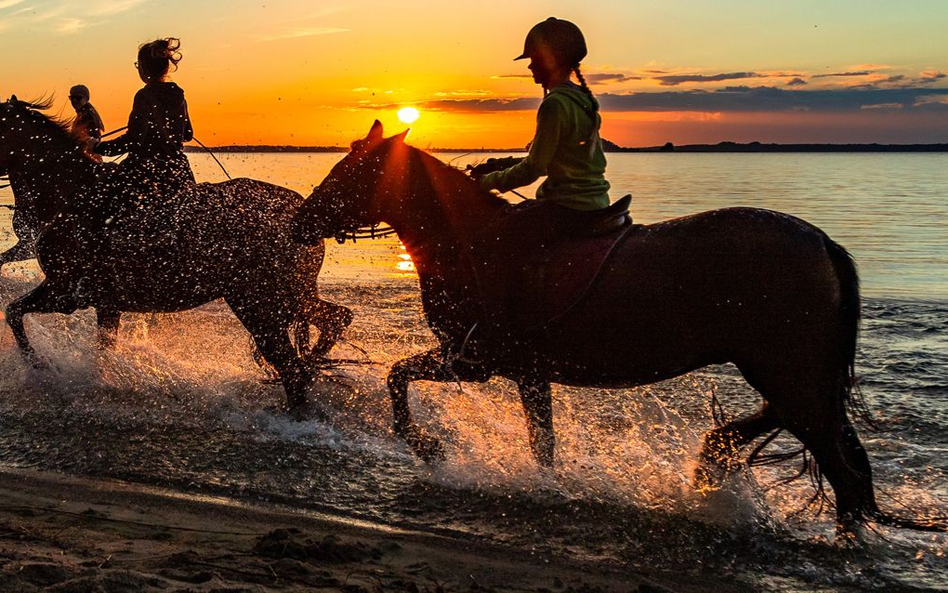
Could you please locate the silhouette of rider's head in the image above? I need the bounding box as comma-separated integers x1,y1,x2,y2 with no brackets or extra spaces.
135,38,183,84
516,17,586,89
68,84,90,110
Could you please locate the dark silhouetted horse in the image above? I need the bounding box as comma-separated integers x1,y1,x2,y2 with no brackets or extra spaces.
292,121,946,533
0,97,351,409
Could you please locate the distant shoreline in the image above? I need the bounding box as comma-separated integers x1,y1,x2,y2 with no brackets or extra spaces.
186,142,948,154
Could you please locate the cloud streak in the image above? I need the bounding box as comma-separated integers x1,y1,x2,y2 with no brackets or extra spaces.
812,71,872,78
256,26,349,42
0,0,147,34
584,73,642,85
653,71,766,86
377,87,948,115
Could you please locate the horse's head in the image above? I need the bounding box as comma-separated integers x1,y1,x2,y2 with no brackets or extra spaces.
293,120,418,245
0,97,22,174
0,95,83,173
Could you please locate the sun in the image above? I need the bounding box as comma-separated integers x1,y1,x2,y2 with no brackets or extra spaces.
397,107,420,124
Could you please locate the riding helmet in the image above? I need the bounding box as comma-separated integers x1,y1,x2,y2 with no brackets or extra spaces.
515,17,587,66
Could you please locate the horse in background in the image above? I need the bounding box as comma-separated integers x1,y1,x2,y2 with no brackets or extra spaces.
292,120,946,534
0,96,352,410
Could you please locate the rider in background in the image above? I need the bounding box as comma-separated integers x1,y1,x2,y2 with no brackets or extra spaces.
68,84,104,158
77,38,194,303
94,37,194,201
475,17,611,219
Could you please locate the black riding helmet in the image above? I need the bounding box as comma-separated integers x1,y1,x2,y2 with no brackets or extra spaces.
515,17,587,66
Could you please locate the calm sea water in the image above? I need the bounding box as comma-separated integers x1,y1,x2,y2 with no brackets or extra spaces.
0,152,946,591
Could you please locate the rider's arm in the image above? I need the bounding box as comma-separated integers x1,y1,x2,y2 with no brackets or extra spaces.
181,98,194,143
478,96,563,193
95,90,148,156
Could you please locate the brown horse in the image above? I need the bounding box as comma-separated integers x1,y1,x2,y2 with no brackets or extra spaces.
292,121,946,533
0,97,352,409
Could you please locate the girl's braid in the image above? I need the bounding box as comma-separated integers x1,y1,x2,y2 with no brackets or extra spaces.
573,65,599,113
573,65,601,154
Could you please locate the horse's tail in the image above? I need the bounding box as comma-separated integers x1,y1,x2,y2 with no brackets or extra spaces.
825,236,948,533
823,237,869,423
868,510,948,532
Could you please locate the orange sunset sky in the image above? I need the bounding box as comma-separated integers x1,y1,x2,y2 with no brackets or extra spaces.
2,0,947,148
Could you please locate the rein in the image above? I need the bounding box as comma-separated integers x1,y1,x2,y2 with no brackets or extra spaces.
334,224,397,244
100,126,232,181
100,126,128,139
193,136,232,180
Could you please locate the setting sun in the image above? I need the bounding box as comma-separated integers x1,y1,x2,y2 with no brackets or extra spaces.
397,107,420,124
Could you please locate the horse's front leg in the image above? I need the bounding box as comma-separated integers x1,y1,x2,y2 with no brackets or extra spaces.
387,348,464,462
6,278,78,364
517,377,555,467
307,299,353,358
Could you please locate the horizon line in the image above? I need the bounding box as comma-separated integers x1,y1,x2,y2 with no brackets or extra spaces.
184,141,948,154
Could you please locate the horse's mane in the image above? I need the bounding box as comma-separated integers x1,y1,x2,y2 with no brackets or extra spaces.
403,141,509,211
5,96,83,150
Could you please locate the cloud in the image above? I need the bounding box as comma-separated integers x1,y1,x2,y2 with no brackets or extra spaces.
55,16,85,33
256,26,348,42
595,87,948,113
362,97,540,113
434,89,492,97
787,78,807,86
0,0,146,35
812,71,873,78
861,103,903,110
653,72,766,86
391,86,948,115
914,94,948,107
846,71,948,90
583,73,641,85
919,71,947,83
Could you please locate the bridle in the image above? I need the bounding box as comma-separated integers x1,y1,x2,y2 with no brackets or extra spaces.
333,223,397,244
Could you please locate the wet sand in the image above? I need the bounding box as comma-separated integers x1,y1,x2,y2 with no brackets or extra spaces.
0,468,751,592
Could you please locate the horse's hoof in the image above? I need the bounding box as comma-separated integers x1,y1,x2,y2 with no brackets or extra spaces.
536,451,554,469
286,400,329,423
834,516,867,546
692,463,725,495
24,352,49,370
402,426,444,463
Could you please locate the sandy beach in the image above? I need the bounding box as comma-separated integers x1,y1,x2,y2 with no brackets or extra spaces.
0,468,753,592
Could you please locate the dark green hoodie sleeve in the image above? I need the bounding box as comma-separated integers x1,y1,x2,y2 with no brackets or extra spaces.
478,96,564,193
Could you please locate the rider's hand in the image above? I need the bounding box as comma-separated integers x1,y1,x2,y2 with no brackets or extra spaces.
465,164,482,180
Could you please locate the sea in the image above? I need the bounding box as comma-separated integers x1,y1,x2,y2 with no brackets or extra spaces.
0,152,946,591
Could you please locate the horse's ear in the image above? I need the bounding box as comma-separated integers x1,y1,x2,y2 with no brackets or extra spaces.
393,129,410,144
367,120,384,142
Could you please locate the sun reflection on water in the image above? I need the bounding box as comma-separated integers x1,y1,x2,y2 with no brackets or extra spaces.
395,243,415,273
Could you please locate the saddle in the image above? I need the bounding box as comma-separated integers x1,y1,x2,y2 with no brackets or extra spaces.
477,195,635,335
